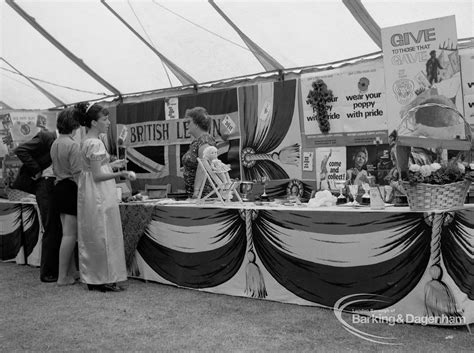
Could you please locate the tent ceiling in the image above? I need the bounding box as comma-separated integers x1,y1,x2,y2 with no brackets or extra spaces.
1,0,473,110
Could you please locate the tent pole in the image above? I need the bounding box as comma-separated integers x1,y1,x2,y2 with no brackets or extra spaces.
1,57,65,107
6,0,121,96
208,0,284,72
342,0,382,49
101,0,197,86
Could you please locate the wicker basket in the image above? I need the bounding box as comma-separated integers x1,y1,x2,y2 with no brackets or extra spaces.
395,100,473,211
402,179,470,211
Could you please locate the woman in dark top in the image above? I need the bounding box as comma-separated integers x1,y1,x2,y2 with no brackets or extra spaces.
181,107,216,197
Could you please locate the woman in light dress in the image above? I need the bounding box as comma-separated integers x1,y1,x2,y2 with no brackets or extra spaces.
76,102,132,292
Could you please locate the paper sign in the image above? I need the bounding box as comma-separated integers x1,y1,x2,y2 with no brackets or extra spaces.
315,147,346,190
222,114,236,134
118,125,128,142
165,97,179,120
302,151,314,171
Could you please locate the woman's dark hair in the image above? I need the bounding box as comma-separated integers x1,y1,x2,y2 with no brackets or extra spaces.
186,107,211,132
57,107,80,134
75,102,109,128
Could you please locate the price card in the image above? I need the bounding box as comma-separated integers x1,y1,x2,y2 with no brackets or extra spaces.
222,114,236,134
302,151,314,171
165,97,179,120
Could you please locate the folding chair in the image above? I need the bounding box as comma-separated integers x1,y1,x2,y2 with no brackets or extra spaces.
196,158,242,204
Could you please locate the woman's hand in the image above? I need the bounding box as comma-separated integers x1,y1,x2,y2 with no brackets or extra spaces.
118,171,131,179
110,159,128,170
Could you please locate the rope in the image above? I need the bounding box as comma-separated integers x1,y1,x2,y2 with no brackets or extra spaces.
0,67,108,96
151,0,250,51
430,213,443,266
245,209,253,250
127,0,173,87
246,153,274,162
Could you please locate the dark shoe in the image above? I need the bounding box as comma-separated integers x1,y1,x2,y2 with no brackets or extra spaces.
102,283,124,292
87,284,107,292
87,283,123,293
40,275,58,283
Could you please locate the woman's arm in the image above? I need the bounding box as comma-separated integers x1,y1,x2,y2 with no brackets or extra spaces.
192,164,206,198
191,143,211,198
90,159,128,183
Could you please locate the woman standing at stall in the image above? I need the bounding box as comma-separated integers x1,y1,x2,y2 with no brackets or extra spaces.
51,107,81,286
181,107,216,198
76,102,131,292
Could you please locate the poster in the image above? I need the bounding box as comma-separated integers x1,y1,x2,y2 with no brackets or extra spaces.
345,144,392,187
300,60,387,147
0,110,57,193
0,113,13,160
239,79,302,181
381,16,464,141
460,49,474,125
315,146,346,191
9,110,58,146
0,110,58,164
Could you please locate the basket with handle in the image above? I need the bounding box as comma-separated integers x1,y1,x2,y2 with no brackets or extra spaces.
395,101,472,211
401,179,470,211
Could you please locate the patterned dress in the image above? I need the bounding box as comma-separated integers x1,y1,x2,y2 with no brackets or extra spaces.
182,134,216,196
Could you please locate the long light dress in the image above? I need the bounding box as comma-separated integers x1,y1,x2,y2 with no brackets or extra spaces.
77,138,127,285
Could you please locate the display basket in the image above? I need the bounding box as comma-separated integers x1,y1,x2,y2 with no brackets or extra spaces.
395,100,472,211
402,179,470,211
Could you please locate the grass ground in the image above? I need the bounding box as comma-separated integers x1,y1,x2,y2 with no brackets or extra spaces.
0,262,472,352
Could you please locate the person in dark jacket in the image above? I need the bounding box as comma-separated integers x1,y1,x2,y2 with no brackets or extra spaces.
426,50,443,85
13,130,62,282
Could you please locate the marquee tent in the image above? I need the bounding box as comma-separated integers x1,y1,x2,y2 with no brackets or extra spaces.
1,0,473,110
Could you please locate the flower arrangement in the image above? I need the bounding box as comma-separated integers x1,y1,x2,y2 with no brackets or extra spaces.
407,160,473,185
306,79,333,134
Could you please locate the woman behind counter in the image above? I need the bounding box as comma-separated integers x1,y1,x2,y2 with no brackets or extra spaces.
181,107,216,198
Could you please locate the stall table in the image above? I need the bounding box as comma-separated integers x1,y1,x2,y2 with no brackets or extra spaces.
2,199,474,325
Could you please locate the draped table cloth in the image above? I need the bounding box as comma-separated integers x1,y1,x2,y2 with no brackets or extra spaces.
125,201,474,326
2,199,473,325
0,200,41,266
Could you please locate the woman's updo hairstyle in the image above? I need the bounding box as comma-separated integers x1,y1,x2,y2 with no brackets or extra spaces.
74,102,109,128
186,107,211,132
